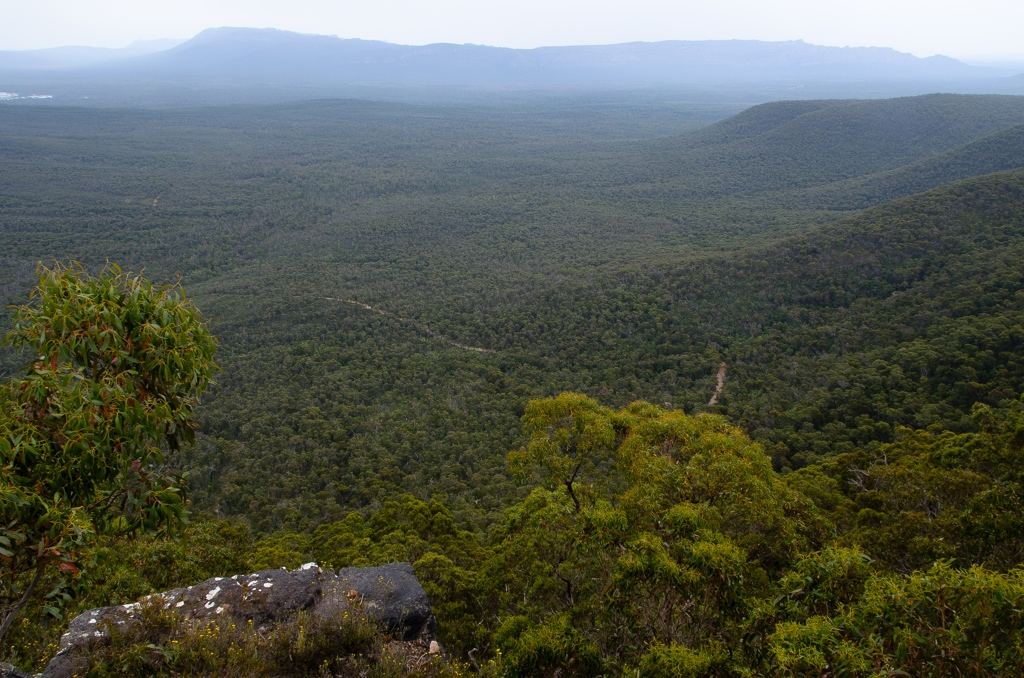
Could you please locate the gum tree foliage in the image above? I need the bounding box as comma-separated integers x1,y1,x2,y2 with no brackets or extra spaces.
508,392,617,513
498,393,830,674
495,394,1024,674
770,561,1024,677
0,264,216,647
784,397,1024,573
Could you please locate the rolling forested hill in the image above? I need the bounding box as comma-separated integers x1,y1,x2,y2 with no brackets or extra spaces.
626,94,1024,231
786,121,1024,209
2,93,1024,533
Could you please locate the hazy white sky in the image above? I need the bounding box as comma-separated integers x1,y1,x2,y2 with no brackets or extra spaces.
1,0,1022,60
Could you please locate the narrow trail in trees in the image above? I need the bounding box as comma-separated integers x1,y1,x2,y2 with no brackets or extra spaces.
324,298,494,354
139,193,163,225
708,361,726,406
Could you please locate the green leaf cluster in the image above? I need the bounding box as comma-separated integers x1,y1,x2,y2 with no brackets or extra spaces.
0,264,216,647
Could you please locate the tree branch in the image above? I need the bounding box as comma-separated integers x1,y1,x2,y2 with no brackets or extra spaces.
0,560,46,648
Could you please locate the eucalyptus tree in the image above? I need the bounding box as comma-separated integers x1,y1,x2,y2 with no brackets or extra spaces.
0,264,216,647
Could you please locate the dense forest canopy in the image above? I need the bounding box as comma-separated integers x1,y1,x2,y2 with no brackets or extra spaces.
3,93,1022,530
3,88,1024,674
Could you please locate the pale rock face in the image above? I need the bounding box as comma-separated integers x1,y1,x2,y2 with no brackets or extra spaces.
41,563,438,678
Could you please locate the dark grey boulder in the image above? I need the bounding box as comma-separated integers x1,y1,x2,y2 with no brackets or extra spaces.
42,562,436,678
335,563,438,641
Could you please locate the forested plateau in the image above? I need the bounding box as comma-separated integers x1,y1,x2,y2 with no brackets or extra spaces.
3,90,1024,675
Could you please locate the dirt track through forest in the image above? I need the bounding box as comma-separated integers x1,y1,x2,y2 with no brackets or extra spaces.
708,362,726,405
325,298,493,354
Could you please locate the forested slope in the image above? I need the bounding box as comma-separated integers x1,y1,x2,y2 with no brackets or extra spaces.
596,171,1024,469
632,94,1024,202
2,95,1024,532
155,170,1024,532
785,121,1024,209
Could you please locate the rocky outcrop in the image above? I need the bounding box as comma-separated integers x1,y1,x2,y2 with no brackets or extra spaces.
336,563,436,641
0,663,34,678
42,562,437,678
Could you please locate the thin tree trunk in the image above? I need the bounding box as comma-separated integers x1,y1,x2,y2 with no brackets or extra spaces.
0,562,45,648
566,459,584,513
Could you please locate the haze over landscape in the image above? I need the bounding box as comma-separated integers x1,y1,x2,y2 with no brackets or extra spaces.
3,2,1024,676
3,0,1024,61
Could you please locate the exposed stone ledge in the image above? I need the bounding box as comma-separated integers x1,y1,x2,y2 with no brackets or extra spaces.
41,562,437,678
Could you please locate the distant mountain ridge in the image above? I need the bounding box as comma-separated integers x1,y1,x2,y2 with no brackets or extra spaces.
0,39,183,70
1,27,1004,84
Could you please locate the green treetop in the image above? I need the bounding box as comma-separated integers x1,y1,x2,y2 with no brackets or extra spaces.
0,264,217,647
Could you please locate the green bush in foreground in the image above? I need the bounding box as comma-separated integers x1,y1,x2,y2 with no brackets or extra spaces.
770,562,1024,677
0,264,217,649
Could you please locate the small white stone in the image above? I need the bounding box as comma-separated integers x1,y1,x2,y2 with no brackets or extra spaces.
176,601,185,608
205,601,215,609
216,606,224,614
263,582,273,588
206,586,221,601
88,619,96,625
215,577,223,581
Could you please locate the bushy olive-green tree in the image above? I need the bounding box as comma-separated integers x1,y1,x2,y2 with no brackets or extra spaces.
508,392,616,513
498,394,830,674
0,264,216,647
